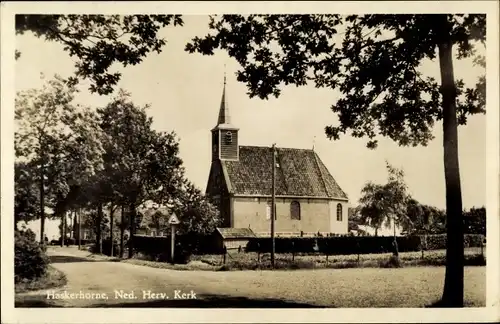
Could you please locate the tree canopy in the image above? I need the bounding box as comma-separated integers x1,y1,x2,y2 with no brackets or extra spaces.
16,15,184,95
358,161,410,237
14,75,220,253
186,14,485,149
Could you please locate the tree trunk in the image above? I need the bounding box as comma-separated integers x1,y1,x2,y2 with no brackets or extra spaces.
109,205,114,257
60,211,66,247
437,15,464,307
73,210,77,239
374,227,378,237
120,205,125,258
392,218,399,257
39,159,45,244
96,203,103,254
78,208,81,250
128,204,136,259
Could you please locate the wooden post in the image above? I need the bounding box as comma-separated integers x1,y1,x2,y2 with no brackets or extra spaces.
271,144,276,268
170,224,176,263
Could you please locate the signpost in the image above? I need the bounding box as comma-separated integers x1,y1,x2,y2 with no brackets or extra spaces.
168,212,180,263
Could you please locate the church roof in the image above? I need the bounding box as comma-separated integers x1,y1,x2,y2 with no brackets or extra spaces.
212,73,238,131
216,227,256,239
222,146,348,200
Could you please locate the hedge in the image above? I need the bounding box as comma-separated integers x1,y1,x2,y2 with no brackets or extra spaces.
245,234,485,255
131,234,221,263
128,233,484,259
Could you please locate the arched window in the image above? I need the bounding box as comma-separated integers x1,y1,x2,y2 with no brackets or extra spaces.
290,201,301,220
336,203,343,221
225,131,233,144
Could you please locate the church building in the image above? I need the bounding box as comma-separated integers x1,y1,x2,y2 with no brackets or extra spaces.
206,77,349,237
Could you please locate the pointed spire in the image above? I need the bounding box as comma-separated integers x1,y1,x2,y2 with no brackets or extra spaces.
217,65,231,125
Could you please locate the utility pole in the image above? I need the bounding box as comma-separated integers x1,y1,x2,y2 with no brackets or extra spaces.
271,143,276,268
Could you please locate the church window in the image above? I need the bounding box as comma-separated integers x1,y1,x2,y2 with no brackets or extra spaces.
225,131,233,144
290,201,301,220
336,203,343,221
266,201,277,220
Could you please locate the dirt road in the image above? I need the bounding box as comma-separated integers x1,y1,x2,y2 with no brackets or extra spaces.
15,247,486,308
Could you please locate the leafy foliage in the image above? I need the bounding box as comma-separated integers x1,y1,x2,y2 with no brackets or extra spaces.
96,90,185,211
15,74,104,241
186,14,485,149
173,181,221,235
16,15,184,95
404,198,447,235
357,162,410,236
463,206,486,235
15,229,49,283
15,161,40,225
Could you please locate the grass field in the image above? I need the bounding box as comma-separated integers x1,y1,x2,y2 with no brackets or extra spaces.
190,247,485,270
15,265,67,293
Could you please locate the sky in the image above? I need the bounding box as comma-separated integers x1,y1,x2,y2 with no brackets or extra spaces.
14,15,487,210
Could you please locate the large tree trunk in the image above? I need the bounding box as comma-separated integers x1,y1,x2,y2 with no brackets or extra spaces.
437,15,464,307
96,203,103,254
120,205,125,258
128,204,136,259
109,205,115,257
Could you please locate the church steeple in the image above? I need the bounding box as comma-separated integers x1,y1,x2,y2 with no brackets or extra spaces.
217,72,231,125
211,70,239,161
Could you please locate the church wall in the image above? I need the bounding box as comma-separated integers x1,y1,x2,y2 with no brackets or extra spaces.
206,160,231,227
232,197,347,234
329,200,349,234
211,131,219,161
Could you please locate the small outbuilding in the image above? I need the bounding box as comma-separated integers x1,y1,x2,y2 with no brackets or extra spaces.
215,227,256,252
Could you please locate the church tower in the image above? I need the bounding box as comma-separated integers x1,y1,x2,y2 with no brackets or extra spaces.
211,74,239,161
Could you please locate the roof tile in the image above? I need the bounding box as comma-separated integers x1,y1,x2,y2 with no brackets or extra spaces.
223,146,348,200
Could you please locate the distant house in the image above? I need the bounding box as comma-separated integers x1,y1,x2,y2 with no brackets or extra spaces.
206,77,349,237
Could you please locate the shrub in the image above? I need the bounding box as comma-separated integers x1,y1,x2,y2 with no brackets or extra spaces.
132,235,194,264
100,239,121,257
425,234,484,250
464,234,485,248
15,229,49,283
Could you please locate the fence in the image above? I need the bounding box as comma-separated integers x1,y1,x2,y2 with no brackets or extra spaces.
195,234,486,267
